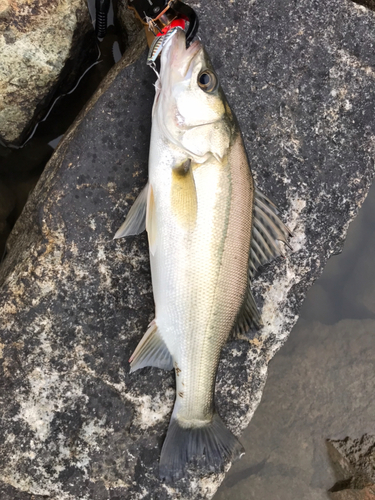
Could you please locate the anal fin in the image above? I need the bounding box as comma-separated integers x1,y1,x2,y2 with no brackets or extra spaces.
129,321,173,373
232,281,263,337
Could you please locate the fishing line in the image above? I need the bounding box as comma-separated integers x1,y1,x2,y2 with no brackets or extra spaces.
2,44,102,150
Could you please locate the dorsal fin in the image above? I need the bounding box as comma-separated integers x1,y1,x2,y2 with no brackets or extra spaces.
232,189,292,337
249,189,292,279
231,282,263,337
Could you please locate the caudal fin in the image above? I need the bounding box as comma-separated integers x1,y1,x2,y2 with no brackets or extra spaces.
159,413,244,482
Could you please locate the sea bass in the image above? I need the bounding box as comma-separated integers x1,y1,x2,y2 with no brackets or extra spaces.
115,28,291,481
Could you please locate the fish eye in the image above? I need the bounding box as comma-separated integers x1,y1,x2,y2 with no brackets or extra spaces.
197,70,218,93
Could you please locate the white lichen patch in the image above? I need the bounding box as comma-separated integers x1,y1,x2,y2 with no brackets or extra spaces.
80,416,110,448
258,192,307,338
16,367,84,442
125,389,174,430
337,48,375,81
190,472,226,499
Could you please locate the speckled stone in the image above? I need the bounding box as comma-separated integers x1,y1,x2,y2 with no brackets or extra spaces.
328,434,375,495
0,0,375,498
115,0,144,48
0,0,95,146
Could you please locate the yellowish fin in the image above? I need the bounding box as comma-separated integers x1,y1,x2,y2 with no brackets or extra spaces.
170,159,197,229
146,184,157,255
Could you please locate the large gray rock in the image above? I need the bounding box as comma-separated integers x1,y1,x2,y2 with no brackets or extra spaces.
1,0,375,498
0,0,95,147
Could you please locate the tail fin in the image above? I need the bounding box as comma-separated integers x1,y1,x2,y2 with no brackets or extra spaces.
159,413,244,482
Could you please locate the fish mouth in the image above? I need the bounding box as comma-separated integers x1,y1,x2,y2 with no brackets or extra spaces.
165,29,203,79
182,40,202,78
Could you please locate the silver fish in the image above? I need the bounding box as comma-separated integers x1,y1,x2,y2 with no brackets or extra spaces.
115,28,291,481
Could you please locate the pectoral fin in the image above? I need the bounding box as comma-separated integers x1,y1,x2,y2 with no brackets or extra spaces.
170,159,197,229
129,321,173,373
114,184,148,239
146,184,157,255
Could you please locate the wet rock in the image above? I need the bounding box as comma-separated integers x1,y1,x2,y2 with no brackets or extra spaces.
0,0,95,147
1,0,375,498
341,192,375,315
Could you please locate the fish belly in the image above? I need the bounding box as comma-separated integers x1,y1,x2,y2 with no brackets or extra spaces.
149,131,253,425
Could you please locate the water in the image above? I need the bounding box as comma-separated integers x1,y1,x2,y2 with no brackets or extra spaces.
215,180,375,499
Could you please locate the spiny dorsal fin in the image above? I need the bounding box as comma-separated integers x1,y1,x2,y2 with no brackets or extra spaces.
249,189,292,279
232,282,263,337
232,190,292,337
114,184,148,239
129,321,173,373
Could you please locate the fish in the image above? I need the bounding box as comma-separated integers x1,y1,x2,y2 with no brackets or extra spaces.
115,28,291,481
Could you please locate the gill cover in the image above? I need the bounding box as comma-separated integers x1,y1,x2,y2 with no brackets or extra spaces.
155,29,233,162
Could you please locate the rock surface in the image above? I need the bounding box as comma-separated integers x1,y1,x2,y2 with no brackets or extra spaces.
115,0,144,48
328,435,375,496
1,0,375,499
0,0,95,146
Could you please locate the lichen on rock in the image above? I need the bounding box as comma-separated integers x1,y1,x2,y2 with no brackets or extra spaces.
0,0,95,146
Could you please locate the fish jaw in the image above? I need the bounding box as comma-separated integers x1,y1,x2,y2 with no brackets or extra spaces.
160,29,202,84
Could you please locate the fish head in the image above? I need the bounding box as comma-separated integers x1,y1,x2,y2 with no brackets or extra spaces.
155,29,233,162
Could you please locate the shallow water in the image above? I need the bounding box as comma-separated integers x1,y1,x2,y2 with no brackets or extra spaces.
215,179,375,499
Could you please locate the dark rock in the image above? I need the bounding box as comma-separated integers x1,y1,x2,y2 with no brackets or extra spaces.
1,0,375,498
0,180,15,257
330,486,375,500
